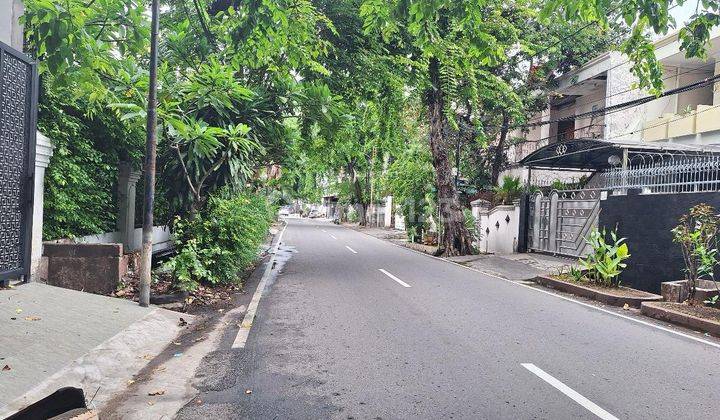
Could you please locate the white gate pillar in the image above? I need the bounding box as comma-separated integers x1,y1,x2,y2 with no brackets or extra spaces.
532,194,542,250
30,132,54,280
117,162,142,252
548,191,559,253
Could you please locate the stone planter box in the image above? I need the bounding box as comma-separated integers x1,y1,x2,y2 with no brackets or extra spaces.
44,243,124,295
641,302,720,336
661,279,720,303
533,275,663,308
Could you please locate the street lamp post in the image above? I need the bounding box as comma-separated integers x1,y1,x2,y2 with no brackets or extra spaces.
139,0,160,307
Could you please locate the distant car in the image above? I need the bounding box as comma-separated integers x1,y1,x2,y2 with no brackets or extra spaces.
279,207,290,216
308,209,319,218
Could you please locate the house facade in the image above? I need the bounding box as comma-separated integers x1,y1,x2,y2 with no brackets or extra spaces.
503,28,720,186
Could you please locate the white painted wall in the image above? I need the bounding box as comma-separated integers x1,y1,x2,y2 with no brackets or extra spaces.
76,226,173,254
383,196,393,228
677,68,714,112
471,200,520,254
0,0,24,50
574,85,606,138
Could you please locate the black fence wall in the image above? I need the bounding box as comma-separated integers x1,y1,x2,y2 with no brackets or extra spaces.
598,191,720,293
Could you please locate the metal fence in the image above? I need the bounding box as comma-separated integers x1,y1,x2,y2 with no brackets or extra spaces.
600,154,720,194
0,41,38,282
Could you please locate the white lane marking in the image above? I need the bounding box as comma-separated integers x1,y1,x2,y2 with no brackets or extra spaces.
522,363,618,420
321,229,327,232
344,225,720,350
232,222,287,349
378,269,411,288
330,234,338,239
345,245,358,254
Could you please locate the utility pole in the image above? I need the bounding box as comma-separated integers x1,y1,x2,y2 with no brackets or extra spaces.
139,0,160,307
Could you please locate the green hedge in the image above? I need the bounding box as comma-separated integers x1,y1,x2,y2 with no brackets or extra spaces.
165,191,275,291
39,89,144,240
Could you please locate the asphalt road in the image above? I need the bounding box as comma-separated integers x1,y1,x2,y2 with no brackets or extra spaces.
177,217,720,419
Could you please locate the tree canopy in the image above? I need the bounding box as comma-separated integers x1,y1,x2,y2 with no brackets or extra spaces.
24,0,706,254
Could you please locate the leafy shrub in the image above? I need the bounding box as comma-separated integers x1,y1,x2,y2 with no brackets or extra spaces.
383,142,436,242
579,228,630,287
493,175,522,205
550,179,569,191
671,203,720,303
463,208,479,244
164,191,274,291
39,89,144,239
569,266,584,282
347,207,359,223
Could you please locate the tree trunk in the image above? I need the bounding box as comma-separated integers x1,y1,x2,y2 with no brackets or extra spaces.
490,112,510,186
348,162,367,226
426,57,474,256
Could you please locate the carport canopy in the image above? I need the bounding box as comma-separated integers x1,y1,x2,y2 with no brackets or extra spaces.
518,138,720,171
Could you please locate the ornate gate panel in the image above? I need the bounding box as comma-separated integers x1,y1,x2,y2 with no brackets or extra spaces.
555,189,600,257
0,42,38,281
528,189,599,258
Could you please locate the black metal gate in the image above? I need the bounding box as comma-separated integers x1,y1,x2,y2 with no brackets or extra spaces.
0,41,38,282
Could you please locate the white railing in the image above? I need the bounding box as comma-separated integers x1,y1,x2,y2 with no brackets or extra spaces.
601,155,720,193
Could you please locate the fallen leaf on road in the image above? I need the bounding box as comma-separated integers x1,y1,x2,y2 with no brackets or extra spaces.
245,389,252,395
193,337,205,342
195,399,202,405
178,318,188,327
139,354,153,360
173,341,181,346
127,379,135,385
148,390,165,396
622,303,630,310
2,365,10,371
24,316,41,321
15,308,22,314
153,366,167,373
147,401,155,406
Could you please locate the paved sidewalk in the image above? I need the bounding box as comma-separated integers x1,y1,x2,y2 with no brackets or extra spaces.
348,224,575,281
0,282,189,417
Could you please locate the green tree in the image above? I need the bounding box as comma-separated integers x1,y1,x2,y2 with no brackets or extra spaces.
360,0,525,255
545,0,720,94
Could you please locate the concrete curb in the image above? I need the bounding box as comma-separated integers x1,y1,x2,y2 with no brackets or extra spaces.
641,302,720,336
533,275,663,309
101,221,288,419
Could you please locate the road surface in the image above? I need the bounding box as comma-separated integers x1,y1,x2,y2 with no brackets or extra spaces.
177,217,720,419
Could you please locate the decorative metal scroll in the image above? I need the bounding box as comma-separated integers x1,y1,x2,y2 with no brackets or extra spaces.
528,189,600,258
0,42,37,281
601,154,720,194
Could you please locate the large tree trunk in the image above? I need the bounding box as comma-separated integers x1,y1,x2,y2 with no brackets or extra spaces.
490,111,510,185
426,57,474,256
348,162,367,226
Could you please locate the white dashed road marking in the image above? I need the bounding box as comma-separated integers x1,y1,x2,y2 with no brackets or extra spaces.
378,269,411,288
521,363,618,420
